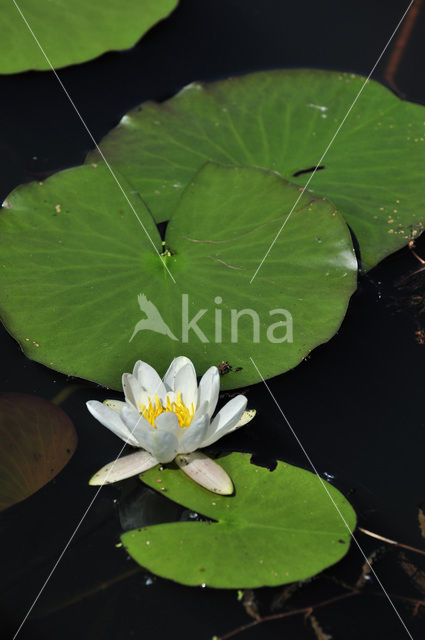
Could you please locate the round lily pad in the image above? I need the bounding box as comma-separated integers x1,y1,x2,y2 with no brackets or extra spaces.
0,0,178,74
121,453,356,588
0,164,356,388
0,393,77,511
88,69,425,269
0,162,356,389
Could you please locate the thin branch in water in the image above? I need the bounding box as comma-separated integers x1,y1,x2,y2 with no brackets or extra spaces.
395,239,425,287
216,587,425,640
270,580,307,612
398,552,425,597
240,589,261,621
355,547,382,589
35,566,143,618
308,614,332,640
418,508,425,539
358,527,425,557
409,246,425,266
215,591,359,640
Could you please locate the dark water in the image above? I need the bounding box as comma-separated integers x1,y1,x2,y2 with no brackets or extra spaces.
1,1,425,638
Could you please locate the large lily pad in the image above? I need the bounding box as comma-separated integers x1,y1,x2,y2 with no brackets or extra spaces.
87,69,425,269
0,0,178,74
121,453,356,588
0,162,356,389
0,393,77,511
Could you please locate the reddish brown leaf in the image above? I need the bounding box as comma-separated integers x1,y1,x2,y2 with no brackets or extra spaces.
0,392,77,511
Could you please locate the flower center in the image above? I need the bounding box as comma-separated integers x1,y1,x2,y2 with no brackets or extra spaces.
138,392,195,428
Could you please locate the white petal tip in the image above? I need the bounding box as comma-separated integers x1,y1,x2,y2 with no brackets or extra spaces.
103,399,125,413
236,409,256,428
175,452,233,495
89,477,103,486
89,468,113,486
211,480,233,496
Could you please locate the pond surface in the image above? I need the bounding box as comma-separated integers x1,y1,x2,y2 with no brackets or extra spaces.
1,1,425,638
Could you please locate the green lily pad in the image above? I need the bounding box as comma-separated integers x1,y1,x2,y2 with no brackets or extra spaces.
0,162,356,389
121,453,356,588
0,0,178,74
0,393,77,511
88,69,425,269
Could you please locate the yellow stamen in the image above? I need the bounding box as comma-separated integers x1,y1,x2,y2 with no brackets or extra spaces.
138,391,195,428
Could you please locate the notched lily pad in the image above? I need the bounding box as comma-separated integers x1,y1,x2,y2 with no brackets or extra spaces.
121,453,356,588
88,69,425,269
0,162,356,390
0,0,178,73
0,393,78,511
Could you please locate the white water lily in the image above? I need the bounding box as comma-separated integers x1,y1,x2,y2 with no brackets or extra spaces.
87,356,255,494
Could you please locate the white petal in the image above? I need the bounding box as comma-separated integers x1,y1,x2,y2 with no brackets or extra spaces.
193,400,209,421
137,390,152,409
122,373,141,408
174,361,198,407
133,360,166,401
201,395,248,447
104,399,126,413
234,409,256,428
144,430,179,463
86,400,139,447
197,366,220,417
155,411,182,438
175,452,233,495
219,409,257,438
89,451,158,485
163,356,193,392
179,413,210,453
121,406,178,462
120,405,155,448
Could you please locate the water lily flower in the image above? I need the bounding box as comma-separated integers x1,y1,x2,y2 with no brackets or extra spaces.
87,356,255,494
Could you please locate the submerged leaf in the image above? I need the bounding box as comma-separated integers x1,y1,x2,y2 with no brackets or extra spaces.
121,453,356,588
0,393,77,511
